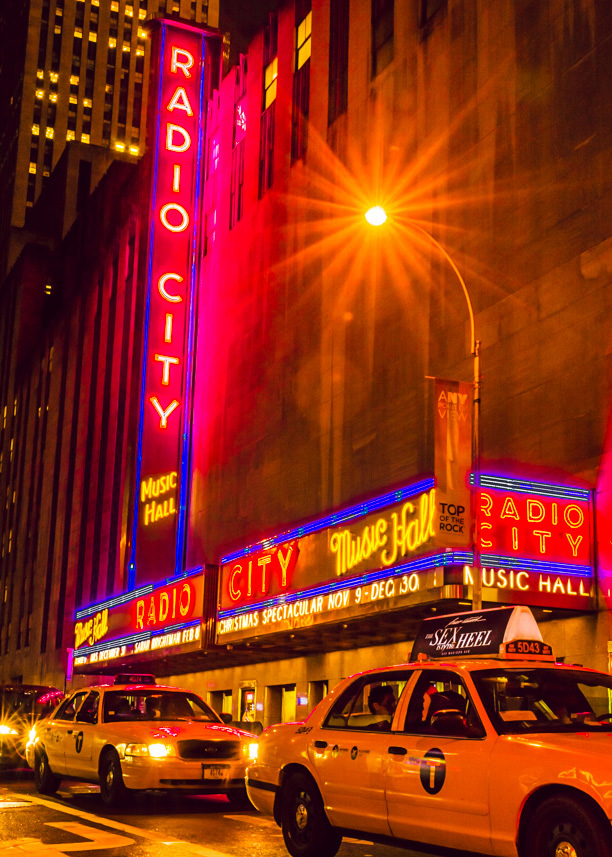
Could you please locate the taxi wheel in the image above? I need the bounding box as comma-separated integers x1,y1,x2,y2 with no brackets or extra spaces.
281,772,342,857
525,796,612,857
34,750,60,795
99,750,128,808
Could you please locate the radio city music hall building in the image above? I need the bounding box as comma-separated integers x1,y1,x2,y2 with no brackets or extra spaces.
1,2,612,728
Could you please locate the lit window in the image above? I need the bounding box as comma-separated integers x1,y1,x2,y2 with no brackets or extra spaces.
136,48,144,56
49,71,59,83
56,6,63,13
36,69,44,79
45,127,54,139
139,8,146,18
81,133,90,143
296,11,312,69
109,37,117,48
74,27,83,37
129,145,139,155
69,94,78,103
138,27,146,37
92,0,99,5
264,57,278,108
32,124,40,134
111,0,119,10
54,24,61,33
45,283,53,295
122,43,130,51
115,141,126,151
29,162,37,174
49,92,57,103
83,97,92,107
66,130,76,140
36,89,44,99
89,31,97,41
125,5,134,16
70,74,80,84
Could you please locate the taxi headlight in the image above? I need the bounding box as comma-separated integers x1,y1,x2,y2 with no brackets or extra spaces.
148,743,173,758
247,742,258,761
124,742,174,758
0,724,18,736
28,726,38,745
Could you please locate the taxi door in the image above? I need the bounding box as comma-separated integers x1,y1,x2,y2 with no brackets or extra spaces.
63,691,99,777
308,670,416,837
384,669,494,854
42,690,90,775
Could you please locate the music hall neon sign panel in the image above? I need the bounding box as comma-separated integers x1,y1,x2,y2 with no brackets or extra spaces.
131,21,219,587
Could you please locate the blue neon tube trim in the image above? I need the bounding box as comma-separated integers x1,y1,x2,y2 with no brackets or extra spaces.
74,618,201,656
471,473,591,502
129,23,167,590
218,549,474,619
74,566,204,619
221,477,435,564
479,553,592,577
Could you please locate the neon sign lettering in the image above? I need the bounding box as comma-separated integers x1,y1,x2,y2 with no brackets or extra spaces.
131,21,217,585
74,609,109,649
330,489,436,576
477,489,591,565
134,578,195,630
227,543,299,603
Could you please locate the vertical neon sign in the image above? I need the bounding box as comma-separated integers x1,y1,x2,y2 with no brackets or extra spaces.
131,21,213,588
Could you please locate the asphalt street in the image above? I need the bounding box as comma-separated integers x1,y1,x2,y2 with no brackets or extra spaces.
0,767,430,857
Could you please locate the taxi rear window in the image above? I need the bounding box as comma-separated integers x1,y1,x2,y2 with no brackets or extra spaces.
472,667,612,734
323,671,413,732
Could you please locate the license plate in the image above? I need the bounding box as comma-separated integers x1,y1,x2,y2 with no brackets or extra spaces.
202,764,227,779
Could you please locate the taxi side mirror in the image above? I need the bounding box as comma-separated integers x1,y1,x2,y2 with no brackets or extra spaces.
219,712,232,724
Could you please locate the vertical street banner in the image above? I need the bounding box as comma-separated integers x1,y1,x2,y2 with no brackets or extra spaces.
433,378,472,548
130,21,217,587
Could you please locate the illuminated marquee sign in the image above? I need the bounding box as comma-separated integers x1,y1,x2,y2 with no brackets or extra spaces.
475,474,593,568
72,569,204,673
217,473,595,644
218,479,438,614
131,21,219,587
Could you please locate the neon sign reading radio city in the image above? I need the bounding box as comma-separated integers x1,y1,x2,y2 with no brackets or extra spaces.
149,45,196,434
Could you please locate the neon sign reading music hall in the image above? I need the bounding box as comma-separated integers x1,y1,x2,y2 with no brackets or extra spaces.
131,21,219,587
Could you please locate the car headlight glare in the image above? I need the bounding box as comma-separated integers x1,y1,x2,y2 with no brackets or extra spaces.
28,727,38,744
148,743,172,758
0,724,18,736
248,742,258,760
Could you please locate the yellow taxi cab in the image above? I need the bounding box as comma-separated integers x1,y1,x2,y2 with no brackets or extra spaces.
26,679,258,808
246,606,612,857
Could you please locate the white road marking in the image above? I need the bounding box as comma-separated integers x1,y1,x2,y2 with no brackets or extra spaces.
3,821,134,855
7,792,236,857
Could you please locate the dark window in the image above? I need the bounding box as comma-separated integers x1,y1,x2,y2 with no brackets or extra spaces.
55,691,88,722
328,0,349,125
421,0,446,26
291,3,311,162
402,670,485,738
258,104,275,197
372,0,393,77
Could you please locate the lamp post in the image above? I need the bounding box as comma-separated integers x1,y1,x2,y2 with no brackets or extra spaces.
365,207,482,610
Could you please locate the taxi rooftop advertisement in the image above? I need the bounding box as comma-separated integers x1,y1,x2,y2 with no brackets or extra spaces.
216,473,594,644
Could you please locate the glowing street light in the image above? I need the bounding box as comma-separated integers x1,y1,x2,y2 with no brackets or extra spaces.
365,206,482,610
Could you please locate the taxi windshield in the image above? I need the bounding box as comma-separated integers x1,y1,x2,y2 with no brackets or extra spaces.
472,667,612,734
103,690,221,723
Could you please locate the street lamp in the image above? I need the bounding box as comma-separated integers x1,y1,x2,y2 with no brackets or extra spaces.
365,207,482,610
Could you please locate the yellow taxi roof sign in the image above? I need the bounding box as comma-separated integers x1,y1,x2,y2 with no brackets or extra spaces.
411,606,554,661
